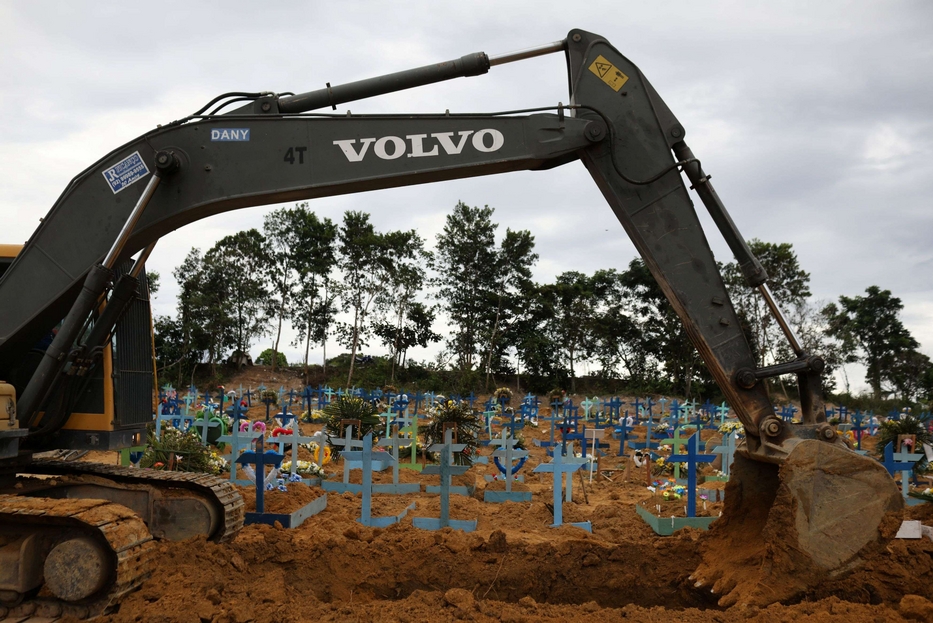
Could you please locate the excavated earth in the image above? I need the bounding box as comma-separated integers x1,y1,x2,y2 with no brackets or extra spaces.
74,385,933,622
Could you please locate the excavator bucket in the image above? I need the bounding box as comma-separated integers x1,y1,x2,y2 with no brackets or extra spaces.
691,440,903,607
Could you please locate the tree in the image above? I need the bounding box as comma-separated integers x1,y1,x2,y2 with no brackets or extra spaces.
203,229,269,358
537,271,604,393
163,248,232,381
887,348,932,403
153,314,203,388
146,271,160,296
723,240,811,369
335,212,418,386
261,205,310,371
374,301,440,380
482,228,537,389
432,202,537,385
288,210,338,383
433,202,500,375
372,230,437,382
823,286,920,400
587,270,653,388
511,286,562,381
618,259,711,397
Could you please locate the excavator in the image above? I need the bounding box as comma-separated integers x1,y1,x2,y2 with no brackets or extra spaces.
0,28,903,617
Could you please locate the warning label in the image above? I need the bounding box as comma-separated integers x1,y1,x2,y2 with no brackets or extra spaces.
102,151,150,194
588,55,629,92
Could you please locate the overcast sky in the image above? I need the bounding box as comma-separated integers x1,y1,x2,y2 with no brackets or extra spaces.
2,1,931,393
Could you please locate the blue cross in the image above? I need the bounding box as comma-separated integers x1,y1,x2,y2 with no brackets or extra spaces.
533,445,591,532
667,433,716,517
349,433,416,525
501,408,525,438
275,401,297,428
517,403,534,424
632,398,644,421
642,397,656,422
331,422,365,485
236,436,284,515
613,417,633,457
412,391,425,414
482,410,496,439
851,412,866,450
302,385,315,413
562,405,581,433
581,396,599,420
881,441,916,477
413,429,477,532
891,444,924,499
375,426,421,494
182,393,194,417
218,424,263,484
537,410,561,448
488,430,530,497
274,427,317,483
669,400,682,424
260,387,276,421
192,413,223,446
712,431,737,477
715,402,730,427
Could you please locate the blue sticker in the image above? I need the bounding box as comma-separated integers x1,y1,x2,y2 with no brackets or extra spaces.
211,128,250,142
102,151,150,194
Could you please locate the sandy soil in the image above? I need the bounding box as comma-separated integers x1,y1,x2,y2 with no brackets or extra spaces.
89,389,933,622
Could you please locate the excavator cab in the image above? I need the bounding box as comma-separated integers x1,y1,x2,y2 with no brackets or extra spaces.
0,244,151,454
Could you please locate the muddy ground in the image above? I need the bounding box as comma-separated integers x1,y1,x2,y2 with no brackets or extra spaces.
79,386,933,623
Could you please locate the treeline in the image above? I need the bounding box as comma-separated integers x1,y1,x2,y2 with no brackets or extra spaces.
153,201,933,406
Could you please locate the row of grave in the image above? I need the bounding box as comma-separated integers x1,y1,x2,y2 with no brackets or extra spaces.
158,382,928,433
152,385,929,532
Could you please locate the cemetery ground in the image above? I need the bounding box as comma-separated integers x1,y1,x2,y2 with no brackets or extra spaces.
76,377,933,623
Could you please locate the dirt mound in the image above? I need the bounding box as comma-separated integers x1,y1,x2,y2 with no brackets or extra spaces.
693,442,905,608
237,482,323,514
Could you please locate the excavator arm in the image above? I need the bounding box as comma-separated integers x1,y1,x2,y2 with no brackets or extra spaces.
0,28,901,608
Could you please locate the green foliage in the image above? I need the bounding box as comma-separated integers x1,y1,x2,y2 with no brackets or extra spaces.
723,240,811,368
432,202,537,383
322,395,382,456
423,399,480,466
140,424,225,474
535,270,622,393
256,349,287,368
288,207,339,379
335,211,426,386
146,270,160,296
207,229,270,357
824,286,924,401
875,416,931,460
617,259,714,398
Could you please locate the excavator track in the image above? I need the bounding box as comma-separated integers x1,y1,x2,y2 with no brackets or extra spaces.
24,460,244,543
0,495,156,621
